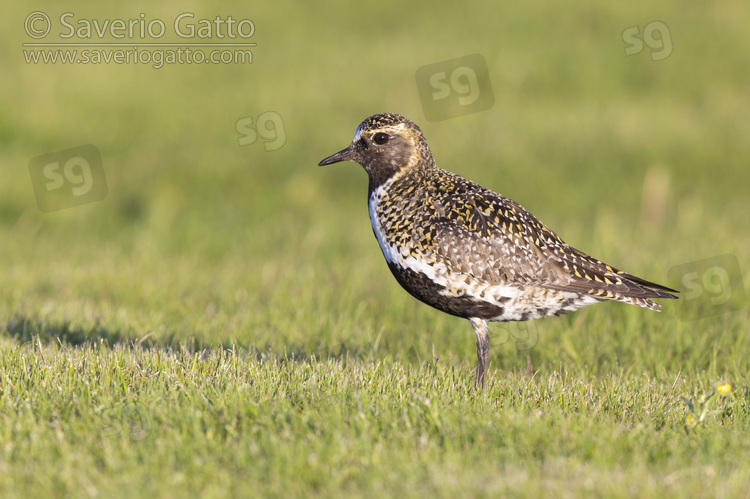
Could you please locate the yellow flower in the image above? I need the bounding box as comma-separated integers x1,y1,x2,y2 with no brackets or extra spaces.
715,380,732,396
684,413,697,433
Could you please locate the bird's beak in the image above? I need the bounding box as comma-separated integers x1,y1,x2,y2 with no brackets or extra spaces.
318,145,355,166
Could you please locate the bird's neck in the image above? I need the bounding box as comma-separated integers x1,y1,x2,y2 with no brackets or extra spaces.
366,152,436,196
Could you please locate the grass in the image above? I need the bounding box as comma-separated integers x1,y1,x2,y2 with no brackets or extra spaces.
1,340,747,497
2,0,750,497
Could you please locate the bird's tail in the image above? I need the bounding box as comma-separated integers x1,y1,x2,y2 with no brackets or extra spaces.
614,272,678,311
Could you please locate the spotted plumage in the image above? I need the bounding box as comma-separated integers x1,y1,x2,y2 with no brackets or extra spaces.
319,113,678,388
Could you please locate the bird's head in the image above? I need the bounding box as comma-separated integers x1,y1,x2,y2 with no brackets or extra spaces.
318,113,434,189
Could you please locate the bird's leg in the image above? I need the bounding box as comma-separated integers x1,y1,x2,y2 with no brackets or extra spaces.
469,318,490,389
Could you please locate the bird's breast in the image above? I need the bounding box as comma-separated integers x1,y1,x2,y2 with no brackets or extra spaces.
368,183,408,266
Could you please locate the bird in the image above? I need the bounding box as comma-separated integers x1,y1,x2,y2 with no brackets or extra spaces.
318,113,678,388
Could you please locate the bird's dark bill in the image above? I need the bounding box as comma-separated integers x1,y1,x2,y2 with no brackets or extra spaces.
318,146,354,166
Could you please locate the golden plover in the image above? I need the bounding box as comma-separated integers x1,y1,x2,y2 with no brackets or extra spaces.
319,113,678,388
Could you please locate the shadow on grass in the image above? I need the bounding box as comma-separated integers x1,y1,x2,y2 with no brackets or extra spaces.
1,314,380,365
3,314,232,352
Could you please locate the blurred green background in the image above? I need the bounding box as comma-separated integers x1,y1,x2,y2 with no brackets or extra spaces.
1,0,748,365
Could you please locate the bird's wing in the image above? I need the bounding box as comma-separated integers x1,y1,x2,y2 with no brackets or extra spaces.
429,184,677,300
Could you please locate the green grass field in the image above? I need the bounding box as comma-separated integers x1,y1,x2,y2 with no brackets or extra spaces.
2,1,749,497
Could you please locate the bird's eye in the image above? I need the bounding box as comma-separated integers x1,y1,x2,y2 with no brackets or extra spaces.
373,133,389,145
